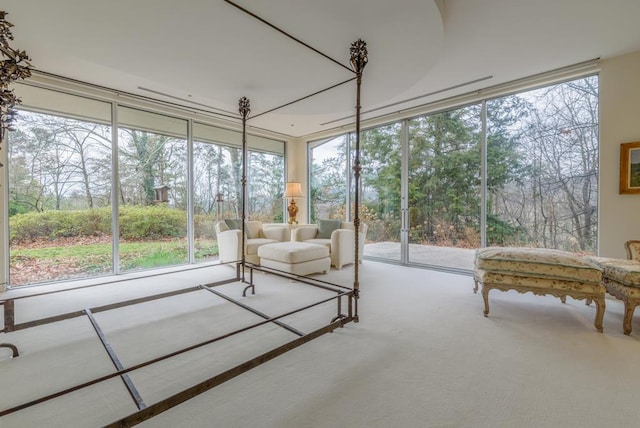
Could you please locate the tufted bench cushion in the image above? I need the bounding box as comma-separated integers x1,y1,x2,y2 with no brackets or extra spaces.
258,242,331,276
585,257,640,287
474,247,605,332
475,247,602,284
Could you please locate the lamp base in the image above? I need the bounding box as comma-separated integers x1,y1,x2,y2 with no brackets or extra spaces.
287,199,299,225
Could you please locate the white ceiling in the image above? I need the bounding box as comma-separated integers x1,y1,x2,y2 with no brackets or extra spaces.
5,0,640,138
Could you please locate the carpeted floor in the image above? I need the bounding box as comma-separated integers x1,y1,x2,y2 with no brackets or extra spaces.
2,261,639,427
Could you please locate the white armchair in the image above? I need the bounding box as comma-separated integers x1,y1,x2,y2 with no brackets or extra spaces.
292,221,367,270
215,220,289,265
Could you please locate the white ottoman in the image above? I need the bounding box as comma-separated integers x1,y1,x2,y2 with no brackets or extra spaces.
258,242,330,276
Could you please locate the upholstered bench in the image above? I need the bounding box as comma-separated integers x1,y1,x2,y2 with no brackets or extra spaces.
474,247,606,332
585,257,640,335
257,242,331,276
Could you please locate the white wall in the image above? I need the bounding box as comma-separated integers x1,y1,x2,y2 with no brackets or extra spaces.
598,51,640,258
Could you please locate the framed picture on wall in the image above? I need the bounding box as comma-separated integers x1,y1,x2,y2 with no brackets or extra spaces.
620,141,640,194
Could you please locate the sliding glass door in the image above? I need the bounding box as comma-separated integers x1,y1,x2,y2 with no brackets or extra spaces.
407,106,481,269
358,124,402,262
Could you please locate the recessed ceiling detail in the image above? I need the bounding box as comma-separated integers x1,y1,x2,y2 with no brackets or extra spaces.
4,0,640,137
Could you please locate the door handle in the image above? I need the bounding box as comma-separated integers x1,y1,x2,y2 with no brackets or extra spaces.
401,208,409,232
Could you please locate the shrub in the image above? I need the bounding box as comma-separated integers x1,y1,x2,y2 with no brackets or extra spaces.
194,213,217,239
10,205,188,242
119,205,187,240
10,208,111,242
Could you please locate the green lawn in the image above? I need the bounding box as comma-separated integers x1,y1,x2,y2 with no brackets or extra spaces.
10,239,219,286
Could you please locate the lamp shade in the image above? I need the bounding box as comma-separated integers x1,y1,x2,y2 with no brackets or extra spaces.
284,182,303,198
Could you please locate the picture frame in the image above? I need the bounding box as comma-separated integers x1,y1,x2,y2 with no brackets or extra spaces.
620,141,640,194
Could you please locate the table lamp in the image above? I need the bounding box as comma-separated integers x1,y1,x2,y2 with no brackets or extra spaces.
284,182,303,224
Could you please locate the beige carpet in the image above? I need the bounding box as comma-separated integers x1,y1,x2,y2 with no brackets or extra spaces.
1,261,639,427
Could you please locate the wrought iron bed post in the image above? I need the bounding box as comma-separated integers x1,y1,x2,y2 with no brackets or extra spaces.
350,39,367,323
238,97,251,283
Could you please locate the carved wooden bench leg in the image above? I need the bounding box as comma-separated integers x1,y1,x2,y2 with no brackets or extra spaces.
622,300,637,335
593,295,605,333
586,258,640,335
481,285,490,317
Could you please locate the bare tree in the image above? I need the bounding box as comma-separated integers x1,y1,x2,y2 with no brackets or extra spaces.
523,77,598,251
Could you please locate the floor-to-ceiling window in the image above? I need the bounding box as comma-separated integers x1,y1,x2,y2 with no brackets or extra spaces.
307,74,599,272
7,84,285,286
8,90,113,286
117,107,189,272
192,126,239,262
309,135,348,222
248,150,285,223
486,76,599,253
193,123,285,263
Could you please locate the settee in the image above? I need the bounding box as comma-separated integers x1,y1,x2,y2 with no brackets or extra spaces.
292,220,367,270
215,220,289,265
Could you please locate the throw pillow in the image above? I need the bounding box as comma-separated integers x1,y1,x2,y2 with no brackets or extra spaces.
224,218,242,230
245,221,258,239
317,219,342,239
224,219,257,238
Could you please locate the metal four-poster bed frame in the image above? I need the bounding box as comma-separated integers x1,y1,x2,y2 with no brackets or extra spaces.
0,3,368,425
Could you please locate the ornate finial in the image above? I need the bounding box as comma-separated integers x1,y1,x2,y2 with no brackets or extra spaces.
349,39,368,74
238,96,251,119
1,11,33,163
352,163,362,178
